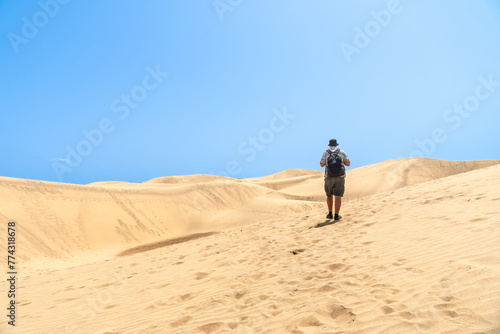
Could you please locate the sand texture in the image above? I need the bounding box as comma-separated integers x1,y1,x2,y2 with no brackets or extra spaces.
0,158,499,333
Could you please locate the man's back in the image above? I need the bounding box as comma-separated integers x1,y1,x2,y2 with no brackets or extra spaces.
320,148,350,172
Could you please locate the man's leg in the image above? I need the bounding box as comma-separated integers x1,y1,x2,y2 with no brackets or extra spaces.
335,196,342,215
327,195,333,213
333,176,345,219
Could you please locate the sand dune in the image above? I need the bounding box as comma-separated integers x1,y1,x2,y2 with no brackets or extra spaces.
0,177,309,263
86,181,131,186
144,174,236,184
266,158,500,200
1,158,499,333
0,158,497,264
245,168,323,181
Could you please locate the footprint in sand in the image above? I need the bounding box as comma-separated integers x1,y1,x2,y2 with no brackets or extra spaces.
392,258,408,266
318,284,335,292
297,315,324,327
144,299,169,311
441,310,460,318
154,283,170,290
433,303,456,310
268,303,282,317
398,311,416,320
196,322,225,333
170,315,193,328
172,294,193,302
353,273,370,281
327,263,347,272
381,305,395,314
329,303,356,324
371,284,401,297
233,289,248,300
195,272,211,280
439,295,455,302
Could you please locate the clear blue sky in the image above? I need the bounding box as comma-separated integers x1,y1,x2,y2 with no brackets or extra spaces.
1,0,499,184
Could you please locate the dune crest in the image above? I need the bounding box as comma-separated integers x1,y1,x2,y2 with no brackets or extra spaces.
144,174,235,184
271,158,500,200
0,158,498,266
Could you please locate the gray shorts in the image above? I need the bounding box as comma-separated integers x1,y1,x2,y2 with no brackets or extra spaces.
324,176,345,197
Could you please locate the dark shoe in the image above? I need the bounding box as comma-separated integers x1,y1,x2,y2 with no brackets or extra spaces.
334,214,342,221
326,212,333,219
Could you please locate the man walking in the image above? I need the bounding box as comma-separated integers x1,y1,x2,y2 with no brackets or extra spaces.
320,139,350,220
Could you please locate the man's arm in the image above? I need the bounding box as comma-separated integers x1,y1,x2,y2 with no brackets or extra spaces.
320,152,326,167
344,159,350,167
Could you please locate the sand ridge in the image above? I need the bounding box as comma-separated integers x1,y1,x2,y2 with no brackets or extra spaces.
268,158,500,201
1,158,499,333
0,158,498,265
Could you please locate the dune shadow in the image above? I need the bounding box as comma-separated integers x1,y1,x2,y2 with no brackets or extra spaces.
310,220,338,229
117,232,217,257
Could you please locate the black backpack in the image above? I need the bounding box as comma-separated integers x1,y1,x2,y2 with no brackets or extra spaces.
325,148,345,177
